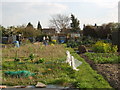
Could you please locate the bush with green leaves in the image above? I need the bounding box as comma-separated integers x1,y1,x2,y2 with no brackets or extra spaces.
14,57,20,62
111,45,118,52
82,39,95,45
29,53,35,62
66,40,80,48
35,58,45,64
66,37,96,48
67,42,77,48
85,52,119,64
38,58,45,63
92,41,118,53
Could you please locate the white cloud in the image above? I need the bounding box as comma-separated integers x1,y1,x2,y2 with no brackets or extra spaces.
81,0,119,8
1,0,119,28
32,2,67,14
80,7,118,29
2,0,118,11
0,2,2,25
2,2,68,27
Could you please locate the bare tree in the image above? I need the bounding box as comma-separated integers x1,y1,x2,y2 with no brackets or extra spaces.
49,14,70,33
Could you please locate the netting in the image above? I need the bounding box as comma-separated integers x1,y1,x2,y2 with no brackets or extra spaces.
4,70,35,78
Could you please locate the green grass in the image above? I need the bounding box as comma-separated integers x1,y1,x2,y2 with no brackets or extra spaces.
84,52,119,64
2,44,112,88
2,43,73,86
2,60,74,86
66,48,112,88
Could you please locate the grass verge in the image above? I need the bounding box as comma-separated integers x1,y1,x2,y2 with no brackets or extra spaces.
66,48,112,88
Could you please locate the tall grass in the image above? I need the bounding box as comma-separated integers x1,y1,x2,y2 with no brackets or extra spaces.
2,43,66,61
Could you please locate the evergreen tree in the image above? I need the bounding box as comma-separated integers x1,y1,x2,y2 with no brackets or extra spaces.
27,22,33,28
37,21,42,30
70,14,80,32
24,22,40,38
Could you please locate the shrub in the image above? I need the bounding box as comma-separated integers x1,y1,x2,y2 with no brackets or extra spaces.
67,40,78,48
29,53,35,62
82,39,95,45
35,58,45,64
111,45,118,52
38,58,44,63
14,57,20,62
92,41,118,53
66,37,96,48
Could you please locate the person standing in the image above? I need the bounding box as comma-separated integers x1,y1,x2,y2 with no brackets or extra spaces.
14,40,20,48
46,36,49,45
43,36,46,45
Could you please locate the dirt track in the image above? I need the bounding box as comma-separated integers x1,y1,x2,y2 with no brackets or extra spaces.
80,54,120,89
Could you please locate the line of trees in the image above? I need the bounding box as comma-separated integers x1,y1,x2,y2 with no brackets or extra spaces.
1,14,81,38
1,21,42,38
1,13,119,40
83,23,120,39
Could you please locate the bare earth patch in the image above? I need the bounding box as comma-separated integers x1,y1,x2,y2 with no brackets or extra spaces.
80,54,120,89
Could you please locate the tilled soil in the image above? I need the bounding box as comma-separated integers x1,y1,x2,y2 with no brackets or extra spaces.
80,54,120,89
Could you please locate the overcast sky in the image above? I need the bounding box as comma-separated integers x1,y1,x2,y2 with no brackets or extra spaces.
1,0,119,29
